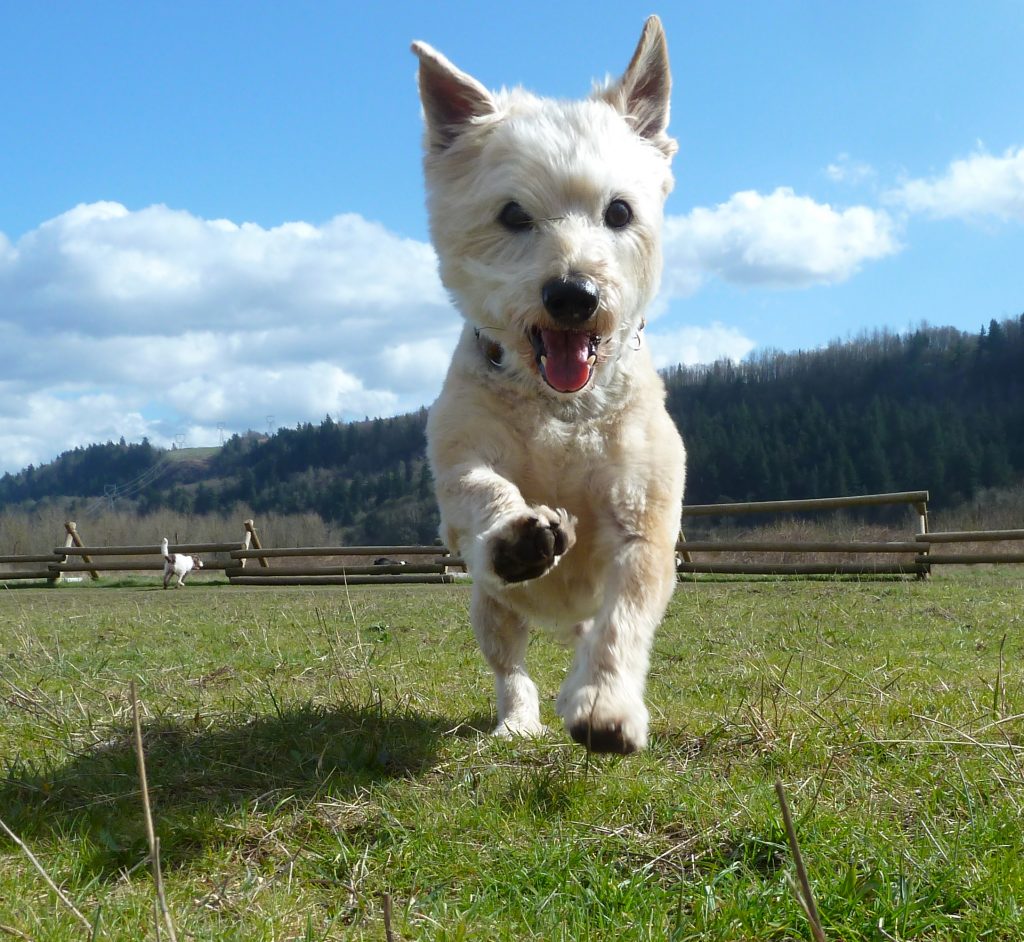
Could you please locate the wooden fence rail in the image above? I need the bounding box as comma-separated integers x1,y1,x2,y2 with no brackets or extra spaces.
678,540,921,554
230,544,450,559
913,529,1024,566
58,542,242,556
224,542,462,586
681,490,930,519
229,574,458,587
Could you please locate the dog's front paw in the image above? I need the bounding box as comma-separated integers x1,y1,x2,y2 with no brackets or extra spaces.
557,678,649,755
491,506,576,584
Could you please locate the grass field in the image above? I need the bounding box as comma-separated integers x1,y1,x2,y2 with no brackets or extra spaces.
1,570,1023,940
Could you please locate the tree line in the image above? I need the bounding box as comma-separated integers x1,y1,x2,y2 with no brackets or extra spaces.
2,316,1022,543
668,315,1024,507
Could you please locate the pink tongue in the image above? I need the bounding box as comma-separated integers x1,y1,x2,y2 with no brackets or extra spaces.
541,329,592,393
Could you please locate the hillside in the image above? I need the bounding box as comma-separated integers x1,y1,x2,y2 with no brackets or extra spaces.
668,316,1024,506
2,316,1022,542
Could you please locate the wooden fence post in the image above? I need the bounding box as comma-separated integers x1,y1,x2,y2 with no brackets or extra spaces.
243,519,270,568
915,498,931,579
677,529,693,565
65,521,99,581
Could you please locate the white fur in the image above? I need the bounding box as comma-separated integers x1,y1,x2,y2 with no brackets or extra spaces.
412,17,686,753
161,537,203,588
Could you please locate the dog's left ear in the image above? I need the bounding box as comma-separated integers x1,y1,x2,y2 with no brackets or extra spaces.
412,41,496,152
602,15,677,158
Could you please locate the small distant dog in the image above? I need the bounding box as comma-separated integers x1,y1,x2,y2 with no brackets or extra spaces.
161,537,203,589
412,16,686,753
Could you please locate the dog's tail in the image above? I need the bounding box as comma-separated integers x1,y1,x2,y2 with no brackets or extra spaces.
160,537,173,563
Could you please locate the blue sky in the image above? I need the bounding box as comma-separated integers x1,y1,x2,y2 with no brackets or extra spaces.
1,1,1022,475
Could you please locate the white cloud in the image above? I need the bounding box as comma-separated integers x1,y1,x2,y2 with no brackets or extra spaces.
662,187,900,295
0,202,457,474
647,323,756,370
886,145,1024,221
5,202,448,334
374,336,459,394
0,384,153,475
164,363,400,427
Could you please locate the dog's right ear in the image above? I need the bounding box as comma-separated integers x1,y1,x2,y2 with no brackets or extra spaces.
411,41,495,151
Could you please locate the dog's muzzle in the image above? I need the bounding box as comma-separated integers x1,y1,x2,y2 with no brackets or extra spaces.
532,275,601,393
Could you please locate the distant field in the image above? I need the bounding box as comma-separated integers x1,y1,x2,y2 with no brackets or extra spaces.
164,445,221,463
2,570,1023,940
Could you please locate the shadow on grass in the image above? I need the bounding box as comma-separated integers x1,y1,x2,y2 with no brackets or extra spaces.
1,699,490,877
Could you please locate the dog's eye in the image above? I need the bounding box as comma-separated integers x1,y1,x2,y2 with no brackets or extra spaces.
604,199,633,229
498,201,534,232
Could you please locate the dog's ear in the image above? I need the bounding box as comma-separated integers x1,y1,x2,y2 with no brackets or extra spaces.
602,15,677,158
411,41,495,151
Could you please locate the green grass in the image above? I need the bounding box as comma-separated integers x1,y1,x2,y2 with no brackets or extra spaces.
1,570,1023,940
163,446,221,463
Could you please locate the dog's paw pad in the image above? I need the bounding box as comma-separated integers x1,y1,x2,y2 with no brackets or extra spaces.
492,508,574,584
568,720,639,755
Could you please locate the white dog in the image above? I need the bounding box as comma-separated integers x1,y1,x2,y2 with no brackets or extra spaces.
412,16,686,753
161,537,203,589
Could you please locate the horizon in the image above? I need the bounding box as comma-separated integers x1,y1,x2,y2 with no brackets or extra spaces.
5,314,1017,479
2,1,1023,475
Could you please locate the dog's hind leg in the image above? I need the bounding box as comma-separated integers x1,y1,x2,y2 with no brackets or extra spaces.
472,588,546,738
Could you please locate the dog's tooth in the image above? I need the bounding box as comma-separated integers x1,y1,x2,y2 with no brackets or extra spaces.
587,355,597,367
540,354,548,368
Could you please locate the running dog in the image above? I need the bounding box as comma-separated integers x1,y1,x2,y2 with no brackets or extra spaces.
161,537,203,588
412,16,686,753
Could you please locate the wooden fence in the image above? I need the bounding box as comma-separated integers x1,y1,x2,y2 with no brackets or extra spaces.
0,520,258,585
0,520,463,587
2,494,1023,586
677,491,1024,575
678,490,931,577
225,544,463,586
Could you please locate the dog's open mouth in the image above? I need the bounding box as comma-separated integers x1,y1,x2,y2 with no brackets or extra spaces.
529,328,599,393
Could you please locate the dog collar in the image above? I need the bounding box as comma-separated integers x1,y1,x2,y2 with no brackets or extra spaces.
474,328,504,368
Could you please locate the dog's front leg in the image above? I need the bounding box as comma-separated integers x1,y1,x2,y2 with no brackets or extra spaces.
556,534,677,754
434,462,574,738
439,466,577,591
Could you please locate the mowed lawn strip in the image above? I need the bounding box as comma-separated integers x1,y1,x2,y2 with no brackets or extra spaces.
1,570,1022,940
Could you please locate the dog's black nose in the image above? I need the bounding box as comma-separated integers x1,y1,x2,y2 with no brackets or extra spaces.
542,274,600,325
